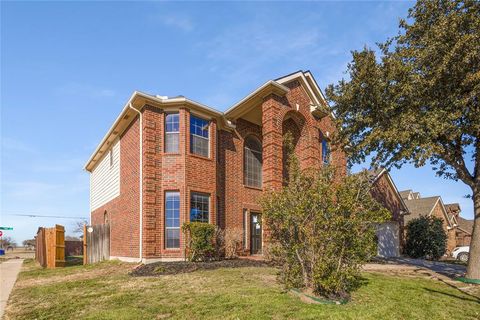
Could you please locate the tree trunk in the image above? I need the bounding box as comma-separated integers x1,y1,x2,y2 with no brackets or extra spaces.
466,190,480,279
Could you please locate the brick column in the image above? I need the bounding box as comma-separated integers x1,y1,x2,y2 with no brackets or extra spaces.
262,95,283,191
142,105,163,258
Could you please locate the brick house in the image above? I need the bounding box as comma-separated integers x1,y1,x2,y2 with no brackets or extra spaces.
400,190,457,254
367,169,410,257
85,71,346,262
445,203,473,247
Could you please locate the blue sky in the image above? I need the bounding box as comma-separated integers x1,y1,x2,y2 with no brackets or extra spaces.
1,1,474,243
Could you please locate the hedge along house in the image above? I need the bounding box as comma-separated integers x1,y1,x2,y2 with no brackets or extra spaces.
401,190,457,254
85,71,346,263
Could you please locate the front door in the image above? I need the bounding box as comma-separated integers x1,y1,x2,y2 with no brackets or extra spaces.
250,213,262,254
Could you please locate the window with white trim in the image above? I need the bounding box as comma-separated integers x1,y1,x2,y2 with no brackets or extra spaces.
190,115,209,157
190,192,209,223
165,191,180,248
165,113,179,153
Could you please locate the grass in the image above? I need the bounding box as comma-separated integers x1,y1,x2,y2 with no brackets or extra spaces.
4,259,480,320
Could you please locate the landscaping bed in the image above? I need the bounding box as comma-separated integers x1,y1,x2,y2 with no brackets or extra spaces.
131,258,271,276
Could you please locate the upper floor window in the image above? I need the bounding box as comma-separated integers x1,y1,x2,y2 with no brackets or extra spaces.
190,192,209,223
165,113,179,153
244,136,262,188
322,137,330,165
190,115,209,157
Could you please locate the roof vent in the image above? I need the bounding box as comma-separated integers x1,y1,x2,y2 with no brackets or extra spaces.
156,95,168,100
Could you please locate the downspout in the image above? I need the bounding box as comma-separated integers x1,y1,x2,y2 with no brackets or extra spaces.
129,103,143,263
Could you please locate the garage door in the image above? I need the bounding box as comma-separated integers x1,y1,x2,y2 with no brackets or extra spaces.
376,222,400,257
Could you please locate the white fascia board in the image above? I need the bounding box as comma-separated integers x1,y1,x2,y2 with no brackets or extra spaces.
438,197,454,228
276,72,320,105
84,91,139,171
304,71,328,104
224,80,289,116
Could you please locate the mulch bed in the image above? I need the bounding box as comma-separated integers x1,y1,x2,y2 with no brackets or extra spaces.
131,259,273,276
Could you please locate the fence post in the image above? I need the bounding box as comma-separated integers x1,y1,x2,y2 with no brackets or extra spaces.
83,224,87,265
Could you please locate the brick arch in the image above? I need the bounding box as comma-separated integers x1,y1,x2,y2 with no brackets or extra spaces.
281,110,312,182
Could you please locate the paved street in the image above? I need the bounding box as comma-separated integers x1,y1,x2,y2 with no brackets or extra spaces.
0,259,24,319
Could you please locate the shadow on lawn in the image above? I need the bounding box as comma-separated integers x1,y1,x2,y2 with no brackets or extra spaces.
423,287,480,304
65,256,83,267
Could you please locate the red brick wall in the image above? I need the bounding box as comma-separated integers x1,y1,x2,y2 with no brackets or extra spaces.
90,79,347,260
140,107,218,259
223,79,347,253
430,202,456,254
91,116,140,258
219,119,264,253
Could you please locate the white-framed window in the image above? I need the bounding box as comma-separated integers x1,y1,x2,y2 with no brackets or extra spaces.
244,136,262,188
190,192,209,223
165,191,180,249
165,113,179,153
190,115,209,157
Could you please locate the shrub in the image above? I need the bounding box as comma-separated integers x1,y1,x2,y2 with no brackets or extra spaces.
223,228,244,259
182,222,216,262
261,135,389,300
405,216,446,260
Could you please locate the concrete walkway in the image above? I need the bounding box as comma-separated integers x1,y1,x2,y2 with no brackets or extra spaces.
0,259,24,319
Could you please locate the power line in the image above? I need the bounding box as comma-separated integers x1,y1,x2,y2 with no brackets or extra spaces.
4,213,87,220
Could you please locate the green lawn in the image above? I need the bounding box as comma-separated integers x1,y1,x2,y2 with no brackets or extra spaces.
4,259,479,320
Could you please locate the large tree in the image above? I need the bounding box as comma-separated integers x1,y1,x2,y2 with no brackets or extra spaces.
326,0,480,279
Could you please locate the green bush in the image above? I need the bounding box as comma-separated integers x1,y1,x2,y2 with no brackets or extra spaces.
182,222,216,262
261,135,389,300
405,216,446,260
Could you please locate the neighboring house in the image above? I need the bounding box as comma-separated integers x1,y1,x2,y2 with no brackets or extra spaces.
366,168,410,257
401,190,456,254
446,203,474,247
85,70,347,262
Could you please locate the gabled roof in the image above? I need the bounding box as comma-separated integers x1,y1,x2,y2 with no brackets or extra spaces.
225,70,329,120
403,196,452,227
275,70,328,107
224,81,289,120
356,168,410,215
399,190,412,200
399,189,421,200
457,217,474,235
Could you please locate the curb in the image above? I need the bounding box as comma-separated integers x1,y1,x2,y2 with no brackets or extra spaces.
456,277,480,285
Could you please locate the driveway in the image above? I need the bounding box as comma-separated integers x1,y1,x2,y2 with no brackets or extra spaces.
0,259,24,318
388,257,466,278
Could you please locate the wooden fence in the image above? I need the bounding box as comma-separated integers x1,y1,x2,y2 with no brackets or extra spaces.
84,224,110,264
35,225,65,268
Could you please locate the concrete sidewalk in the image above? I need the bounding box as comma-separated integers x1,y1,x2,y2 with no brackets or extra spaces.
0,259,24,319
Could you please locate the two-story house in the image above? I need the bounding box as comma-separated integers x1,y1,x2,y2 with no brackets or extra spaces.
84,71,346,263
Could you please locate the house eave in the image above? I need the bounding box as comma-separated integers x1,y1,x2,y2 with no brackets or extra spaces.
224,80,289,120
84,92,233,172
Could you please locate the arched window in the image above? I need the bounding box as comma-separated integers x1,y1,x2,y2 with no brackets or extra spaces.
244,136,262,188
